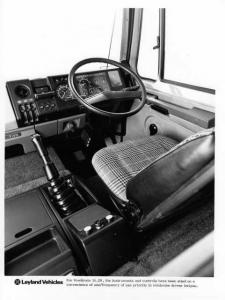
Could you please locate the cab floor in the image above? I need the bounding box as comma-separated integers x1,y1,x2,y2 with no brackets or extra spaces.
5,143,214,276
111,198,214,276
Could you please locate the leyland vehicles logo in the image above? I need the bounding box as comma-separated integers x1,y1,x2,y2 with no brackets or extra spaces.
14,279,63,285
14,279,21,285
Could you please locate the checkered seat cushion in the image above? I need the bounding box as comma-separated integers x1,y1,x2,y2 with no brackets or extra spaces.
92,135,178,202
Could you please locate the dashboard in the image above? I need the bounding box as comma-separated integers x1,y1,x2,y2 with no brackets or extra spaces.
6,68,125,128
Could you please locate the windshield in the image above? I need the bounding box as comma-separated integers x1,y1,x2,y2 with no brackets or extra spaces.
1,4,123,78
1,2,123,129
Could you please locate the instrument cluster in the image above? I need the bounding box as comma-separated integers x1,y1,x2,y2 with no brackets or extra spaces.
74,69,124,99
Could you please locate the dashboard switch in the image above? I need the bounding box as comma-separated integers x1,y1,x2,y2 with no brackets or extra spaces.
83,225,92,235
94,218,107,230
19,105,29,124
19,104,25,113
106,214,114,223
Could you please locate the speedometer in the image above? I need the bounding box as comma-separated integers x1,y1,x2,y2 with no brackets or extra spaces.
56,84,73,101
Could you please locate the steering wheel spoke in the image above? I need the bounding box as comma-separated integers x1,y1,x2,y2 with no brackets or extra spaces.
86,90,142,105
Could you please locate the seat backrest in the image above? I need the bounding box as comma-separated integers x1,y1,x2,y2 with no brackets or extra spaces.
126,128,215,230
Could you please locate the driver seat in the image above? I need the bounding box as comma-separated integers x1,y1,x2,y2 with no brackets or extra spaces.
92,128,214,231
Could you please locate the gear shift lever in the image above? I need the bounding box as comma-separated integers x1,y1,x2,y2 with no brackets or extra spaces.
32,133,60,181
31,133,86,216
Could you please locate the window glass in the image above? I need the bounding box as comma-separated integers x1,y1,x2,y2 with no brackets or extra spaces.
0,1,123,79
164,8,216,90
137,9,159,80
1,1,123,128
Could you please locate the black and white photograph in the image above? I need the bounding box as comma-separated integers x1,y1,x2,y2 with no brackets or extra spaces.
1,0,224,299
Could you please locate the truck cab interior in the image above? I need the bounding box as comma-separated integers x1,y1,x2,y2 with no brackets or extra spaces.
3,6,215,276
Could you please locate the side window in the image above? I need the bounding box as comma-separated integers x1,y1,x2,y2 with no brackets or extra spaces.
163,8,216,93
137,8,216,94
137,9,159,80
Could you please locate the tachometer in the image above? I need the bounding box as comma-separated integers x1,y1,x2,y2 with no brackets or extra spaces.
56,84,73,101
77,77,104,98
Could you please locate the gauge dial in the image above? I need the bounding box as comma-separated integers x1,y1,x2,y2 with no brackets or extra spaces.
56,84,73,101
78,78,104,98
78,79,91,97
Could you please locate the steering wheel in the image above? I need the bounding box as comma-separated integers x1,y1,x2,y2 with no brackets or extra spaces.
68,58,146,118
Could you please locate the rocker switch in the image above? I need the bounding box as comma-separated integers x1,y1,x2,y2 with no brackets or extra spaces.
106,214,114,223
94,218,107,230
83,225,92,235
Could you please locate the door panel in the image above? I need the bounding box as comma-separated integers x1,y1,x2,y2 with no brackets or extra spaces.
124,100,207,142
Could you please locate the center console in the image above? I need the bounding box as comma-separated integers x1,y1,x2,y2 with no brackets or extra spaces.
66,204,130,275
5,134,132,276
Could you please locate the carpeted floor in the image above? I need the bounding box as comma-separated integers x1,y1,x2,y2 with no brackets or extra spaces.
5,147,66,190
5,147,70,199
111,197,214,276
